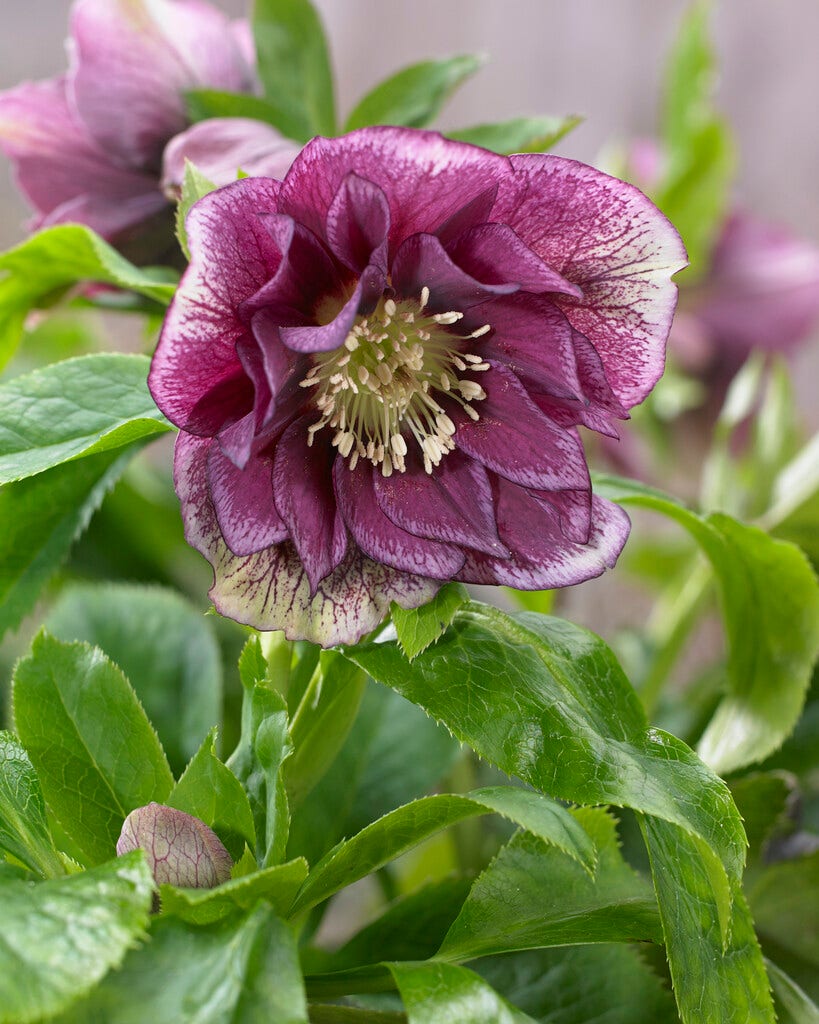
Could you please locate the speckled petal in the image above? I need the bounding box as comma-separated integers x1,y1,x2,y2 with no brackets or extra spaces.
207,444,287,557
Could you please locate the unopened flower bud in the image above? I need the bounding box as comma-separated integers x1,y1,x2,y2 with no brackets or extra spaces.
117,803,232,889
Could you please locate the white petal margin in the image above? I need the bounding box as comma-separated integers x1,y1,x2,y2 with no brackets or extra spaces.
174,432,440,646
494,155,688,409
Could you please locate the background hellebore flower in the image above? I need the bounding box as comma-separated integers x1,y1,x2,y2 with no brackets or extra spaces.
117,803,232,889
0,0,295,256
149,127,686,646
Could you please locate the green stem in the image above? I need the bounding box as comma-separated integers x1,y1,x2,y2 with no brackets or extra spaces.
306,969,397,999
261,630,293,698
289,660,324,741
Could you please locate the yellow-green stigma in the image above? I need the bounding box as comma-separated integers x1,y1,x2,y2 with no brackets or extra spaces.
300,288,491,476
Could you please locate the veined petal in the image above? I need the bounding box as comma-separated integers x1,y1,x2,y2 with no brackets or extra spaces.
175,432,438,645
207,443,287,556
493,154,687,407
325,172,390,275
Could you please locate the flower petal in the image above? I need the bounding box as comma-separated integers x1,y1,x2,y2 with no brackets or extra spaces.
493,155,687,407
207,444,287,556
452,362,589,491
149,176,282,430
273,422,348,593
325,172,390,275
175,432,438,645
334,459,465,579
278,265,385,353
373,450,509,557
458,484,629,589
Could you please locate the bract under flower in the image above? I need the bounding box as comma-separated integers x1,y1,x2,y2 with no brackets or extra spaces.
150,127,686,646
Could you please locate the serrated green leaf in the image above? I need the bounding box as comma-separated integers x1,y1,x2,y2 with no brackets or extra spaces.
388,961,536,1024
175,160,217,260
57,904,308,1024
252,0,335,139
0,730,64,878
0,226,176,367
0,850,153,1024
46,582,222,777
0,447,136,639
476,944,678,1024
291,786,595,916
391,582,468,660
167,728,255,862
160,856,308,925
439,808,661,961
12,632,174,865
185,87,305,141
0,354,171,484
767,960,819,1024
643,816,775,1024
597,475,819,773
447,115,582,154
345,56,481,131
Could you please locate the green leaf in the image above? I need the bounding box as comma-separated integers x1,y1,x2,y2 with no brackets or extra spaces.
12,632,174,865
447,115,582,154
160,856,308,925
167,728,255,862
388,962,536,1024
57,904,308,1024
0,447,135,639
643,816,775,1024
729,771,796,863
306,1008,406,1024
476,944,678,1024
185,87,306,141
597,476,819,773
391,583,468,660
285,650,367,806
252,0,335,139
767,960,819,1024
439,808,661,961
46,582,222,777
749,851,819,969
345,56,482,131
175,160,217,260
0,226,176,366
291,786,595,916
0,730,64,878
0,354,171,484
346,605,745,883
0,850,153,1024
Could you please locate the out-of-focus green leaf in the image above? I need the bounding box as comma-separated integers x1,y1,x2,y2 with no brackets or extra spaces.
46,583,221,777
0,730,64,878
391,583,468,660
767,960,819,1024
0,354,170,484
12,632,173,865
439,808,661,961
447,115,582,154
388,961,536,1024
167,728,255,862
749,851,819,969
175,161,216,260
185,87,305,141
0,226,176,366
729,771,796,863
0,447,135,639
252,0,335,139
0,851,153,1024
345,56,481,131
57,904,308,1024
291,786,594,917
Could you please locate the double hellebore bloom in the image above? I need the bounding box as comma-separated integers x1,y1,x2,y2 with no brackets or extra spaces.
0,0,296,254
150,127,686,645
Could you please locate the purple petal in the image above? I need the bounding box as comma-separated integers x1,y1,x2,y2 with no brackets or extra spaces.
325,172,390,275
68,0,253,168
279,265,384,353
434,184,498,246
447,223,581,298
492,155,687,408
278,127,511,256
373,451,509,557
175,432,438,645
149,177,282,430
207,444,287,557
0,78,165,237
528,488,592,545
453,362,590,491
162,118,300,191
457,486,630,589
334,460,466,579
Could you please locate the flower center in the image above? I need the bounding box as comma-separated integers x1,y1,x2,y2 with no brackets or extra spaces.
300,287,491,476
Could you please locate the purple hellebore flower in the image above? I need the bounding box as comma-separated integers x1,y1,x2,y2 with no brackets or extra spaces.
149,127,686,646
0,0,295,254
117,802,232,889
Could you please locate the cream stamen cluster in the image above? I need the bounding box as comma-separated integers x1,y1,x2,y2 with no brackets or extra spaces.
301,288,490,476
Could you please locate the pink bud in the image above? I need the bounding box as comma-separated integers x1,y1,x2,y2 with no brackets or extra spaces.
117,803,232,889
